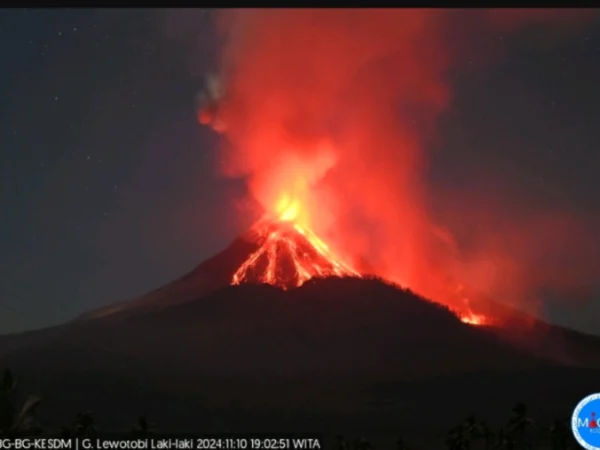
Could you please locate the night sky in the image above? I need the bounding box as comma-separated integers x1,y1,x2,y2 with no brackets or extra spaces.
1,9,599,334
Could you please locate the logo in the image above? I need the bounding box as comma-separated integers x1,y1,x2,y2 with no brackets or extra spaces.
572,393,600,449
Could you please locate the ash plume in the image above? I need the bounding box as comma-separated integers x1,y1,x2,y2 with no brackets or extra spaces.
197,9,599,319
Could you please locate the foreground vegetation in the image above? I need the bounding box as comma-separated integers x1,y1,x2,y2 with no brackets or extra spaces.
335,406,574,449
0,369,575,448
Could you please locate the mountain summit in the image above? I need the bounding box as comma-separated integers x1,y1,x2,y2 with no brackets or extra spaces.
231,218,360,289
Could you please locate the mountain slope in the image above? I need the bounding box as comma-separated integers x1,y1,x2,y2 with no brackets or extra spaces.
78,218,359,321
74,218,596,355
1,277,599,433
77,232,259,320
0,278,568,379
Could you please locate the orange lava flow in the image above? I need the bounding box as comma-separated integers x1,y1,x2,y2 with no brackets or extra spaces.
232,196,361,289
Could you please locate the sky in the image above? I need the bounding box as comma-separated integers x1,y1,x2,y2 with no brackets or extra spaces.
1,8,599,334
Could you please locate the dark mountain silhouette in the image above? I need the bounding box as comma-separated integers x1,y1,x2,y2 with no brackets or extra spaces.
0,278,598,433
71,220,600,371
76,229,260,321
0,278,557,378
1,228,599,433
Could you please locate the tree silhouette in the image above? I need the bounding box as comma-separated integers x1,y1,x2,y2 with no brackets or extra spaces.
0,369,42,437
494,427,516,450
507,403,535,448
60,411,96,438
352,438,372,450
335,435,349,450
479,420,495,450
549,419,570,450
445,414,487,450
131,415,155,437
0,368,582,448
464,414,485,441
445,424,470,450
396,435,410,450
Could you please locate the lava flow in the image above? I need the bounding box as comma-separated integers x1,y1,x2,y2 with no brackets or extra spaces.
231,217,489,327
230,195,488,326
232,198,361,290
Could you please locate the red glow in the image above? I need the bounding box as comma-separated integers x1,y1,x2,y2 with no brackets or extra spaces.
197,109,213,126
232,218,360,290
232,190,361,288
196,9,598,327
460,313,489,326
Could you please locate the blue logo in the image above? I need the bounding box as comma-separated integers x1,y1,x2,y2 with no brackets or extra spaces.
572,393,600,449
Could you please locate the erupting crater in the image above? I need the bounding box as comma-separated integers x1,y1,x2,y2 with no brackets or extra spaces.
232,217,361,290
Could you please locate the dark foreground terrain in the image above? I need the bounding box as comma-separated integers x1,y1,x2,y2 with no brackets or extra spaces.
1,277,598,447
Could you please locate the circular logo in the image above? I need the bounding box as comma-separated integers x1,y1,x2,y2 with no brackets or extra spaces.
572,393,600,449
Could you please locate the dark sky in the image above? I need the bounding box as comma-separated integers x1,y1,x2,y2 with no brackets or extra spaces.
1,9,599,334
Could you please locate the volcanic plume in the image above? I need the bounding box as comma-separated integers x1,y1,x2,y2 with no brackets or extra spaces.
194,9,599,326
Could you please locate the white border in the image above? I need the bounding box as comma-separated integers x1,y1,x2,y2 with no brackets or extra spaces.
572,393,600,450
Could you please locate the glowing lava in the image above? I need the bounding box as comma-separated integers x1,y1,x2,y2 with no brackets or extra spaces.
232,196,360,289
229,194,490,325
459,312,488,326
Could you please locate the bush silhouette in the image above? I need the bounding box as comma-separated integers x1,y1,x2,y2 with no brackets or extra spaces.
0,368,578,448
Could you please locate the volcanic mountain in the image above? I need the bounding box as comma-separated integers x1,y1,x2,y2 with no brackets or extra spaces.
63,217,600,369
74,218,600,368
1,219,600,432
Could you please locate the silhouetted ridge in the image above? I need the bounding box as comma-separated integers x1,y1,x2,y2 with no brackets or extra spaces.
2,276,600,432
0,277,553,381
76,233,262,320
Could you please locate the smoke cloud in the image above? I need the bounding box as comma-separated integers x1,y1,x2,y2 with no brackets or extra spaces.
205,9,599,319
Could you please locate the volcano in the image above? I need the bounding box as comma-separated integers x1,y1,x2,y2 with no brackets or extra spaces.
74,218,600,373
1,229,600,432
1,277,600,433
